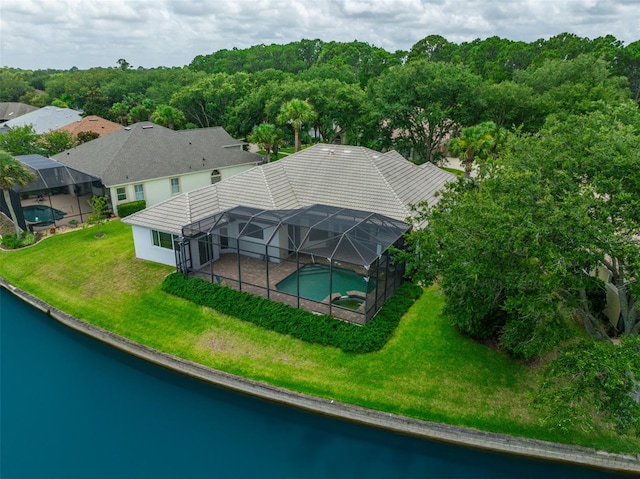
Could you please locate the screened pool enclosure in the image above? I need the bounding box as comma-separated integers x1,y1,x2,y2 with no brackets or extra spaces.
0,155,103,231
176,204,410,324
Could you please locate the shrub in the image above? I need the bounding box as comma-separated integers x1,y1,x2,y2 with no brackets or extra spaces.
87,195,109,224
21,231,36,246
161,273,422,353
1,234,22,249
117,200,146,218
1,231,36,249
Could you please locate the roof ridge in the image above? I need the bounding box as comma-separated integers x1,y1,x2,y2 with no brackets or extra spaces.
369,150,412,219
259,166,276,207
184,190,193,224
274,159,301,207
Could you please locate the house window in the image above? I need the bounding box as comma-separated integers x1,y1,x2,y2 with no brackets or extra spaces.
211,169,221,184
170,177,180,195
116,187,127,201
152,230,175,249
219,227,229,249
238,222,264,240
134,184,144,201
309,228,331,242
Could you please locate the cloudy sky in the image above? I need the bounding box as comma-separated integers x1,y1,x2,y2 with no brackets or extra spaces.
1,0,638,70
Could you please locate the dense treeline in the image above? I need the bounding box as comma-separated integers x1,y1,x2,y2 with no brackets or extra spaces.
1,33,638,162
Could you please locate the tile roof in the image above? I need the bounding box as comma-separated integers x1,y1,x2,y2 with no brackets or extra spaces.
124,144,456,235
1,106,82,133
56,115,123,137
52,122,264,187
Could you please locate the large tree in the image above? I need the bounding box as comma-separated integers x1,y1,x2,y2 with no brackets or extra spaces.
150,104,187,130
370,60,484,164
37,130,76,156
170,72,250,129
447,121,497,178
0,151,35,238
400,105,640,359
536,336,640,436
0,125,42,156
247,123,285,161
276,99,316,152
514,53,631,119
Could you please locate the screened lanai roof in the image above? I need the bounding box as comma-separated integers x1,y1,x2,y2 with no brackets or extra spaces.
14,154,99,192
182,204,411,267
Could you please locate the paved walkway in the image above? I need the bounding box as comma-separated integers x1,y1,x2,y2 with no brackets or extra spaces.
1,278,638,474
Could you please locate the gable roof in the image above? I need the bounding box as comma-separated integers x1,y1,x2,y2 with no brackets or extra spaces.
56,115,123,137
52,122,264,187
0,102,39,122
124,144,456,235
0,106,82,133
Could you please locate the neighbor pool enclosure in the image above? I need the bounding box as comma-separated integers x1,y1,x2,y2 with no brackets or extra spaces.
0,155,103,231
175,204,410,324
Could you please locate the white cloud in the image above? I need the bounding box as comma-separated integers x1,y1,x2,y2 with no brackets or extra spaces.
0,0,638,70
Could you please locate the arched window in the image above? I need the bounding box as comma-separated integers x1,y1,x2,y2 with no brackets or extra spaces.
211,169,221,184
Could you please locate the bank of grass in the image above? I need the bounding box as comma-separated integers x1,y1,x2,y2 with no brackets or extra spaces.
1,219,637,454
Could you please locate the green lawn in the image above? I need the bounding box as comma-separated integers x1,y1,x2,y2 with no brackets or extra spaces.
1,220,637,454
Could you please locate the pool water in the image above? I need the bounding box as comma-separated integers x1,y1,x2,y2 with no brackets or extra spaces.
276,264,376,302
22,205,66,224
332,296,365,310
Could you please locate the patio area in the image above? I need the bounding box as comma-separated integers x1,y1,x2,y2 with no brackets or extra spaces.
20,192,94,231
192,253,371,324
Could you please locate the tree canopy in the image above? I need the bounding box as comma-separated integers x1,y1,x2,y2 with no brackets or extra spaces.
0,150,35,237
400,104,640,359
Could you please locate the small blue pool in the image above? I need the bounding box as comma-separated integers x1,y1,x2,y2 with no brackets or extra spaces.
276,264,376,302
22,205,66,225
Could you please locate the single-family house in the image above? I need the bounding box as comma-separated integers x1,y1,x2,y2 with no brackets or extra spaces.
0,106,83,134
56,115,123,138
53,122,265,211
123,144,455,323
0,102,39,124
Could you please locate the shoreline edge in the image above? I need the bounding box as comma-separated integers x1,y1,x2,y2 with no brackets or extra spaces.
2,277,638,474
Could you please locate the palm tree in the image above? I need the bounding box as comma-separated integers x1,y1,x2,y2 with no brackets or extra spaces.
0,150,35,238
447,121,497,179
247,123,285,161
277,99,316,152
150,104,187,130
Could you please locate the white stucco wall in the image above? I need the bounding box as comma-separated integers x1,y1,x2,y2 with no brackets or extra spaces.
110,162,259,211
131,225,177,266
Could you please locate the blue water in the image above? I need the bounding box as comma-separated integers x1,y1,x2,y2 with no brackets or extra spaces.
0,289,631,478
22,205,66,224
276,264,376,302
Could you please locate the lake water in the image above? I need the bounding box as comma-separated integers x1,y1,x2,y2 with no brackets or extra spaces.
0,288,630,478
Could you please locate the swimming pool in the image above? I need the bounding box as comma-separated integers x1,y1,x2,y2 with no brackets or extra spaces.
22,205,66,225
276,264,376,302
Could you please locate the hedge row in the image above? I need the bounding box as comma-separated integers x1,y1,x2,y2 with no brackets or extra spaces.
161,273,423,353
117,200,146,218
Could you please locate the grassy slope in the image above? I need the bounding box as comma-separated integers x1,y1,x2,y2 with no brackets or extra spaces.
1,220,637,454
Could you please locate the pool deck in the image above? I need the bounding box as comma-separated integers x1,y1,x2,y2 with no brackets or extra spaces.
2,278,638,475
192,253,369,324
21,193,94,230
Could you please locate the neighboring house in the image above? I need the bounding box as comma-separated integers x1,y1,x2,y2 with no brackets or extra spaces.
0,106,82,134
56,115,123,138
123,144,455,323
0,102,39,124
53,122,265,210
